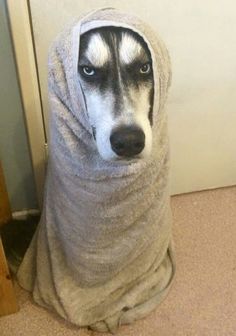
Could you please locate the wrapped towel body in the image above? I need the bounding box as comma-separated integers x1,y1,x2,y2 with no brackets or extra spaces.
17,8,176,333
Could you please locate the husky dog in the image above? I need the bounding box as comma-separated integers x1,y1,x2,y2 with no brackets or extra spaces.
78,27,154,161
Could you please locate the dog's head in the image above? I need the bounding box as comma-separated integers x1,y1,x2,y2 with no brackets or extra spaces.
78,27,154,161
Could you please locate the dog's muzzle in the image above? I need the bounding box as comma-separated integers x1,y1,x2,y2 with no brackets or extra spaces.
110,126,145,157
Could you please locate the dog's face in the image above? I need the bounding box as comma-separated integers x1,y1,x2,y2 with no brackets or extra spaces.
78,27,154,161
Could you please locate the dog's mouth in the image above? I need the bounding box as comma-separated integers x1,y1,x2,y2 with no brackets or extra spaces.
114,156,142,163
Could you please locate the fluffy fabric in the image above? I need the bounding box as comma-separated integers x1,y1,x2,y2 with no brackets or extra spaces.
17,8,176,333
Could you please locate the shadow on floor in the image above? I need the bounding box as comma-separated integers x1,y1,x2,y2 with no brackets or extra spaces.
0,215,39,274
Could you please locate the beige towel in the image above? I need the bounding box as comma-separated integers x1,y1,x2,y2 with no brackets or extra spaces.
17,8,176,333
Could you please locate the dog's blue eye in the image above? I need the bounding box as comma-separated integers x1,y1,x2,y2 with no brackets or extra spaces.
140,63,151,74
82,66,95,76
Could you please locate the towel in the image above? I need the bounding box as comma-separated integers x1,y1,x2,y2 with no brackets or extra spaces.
17,8,176,333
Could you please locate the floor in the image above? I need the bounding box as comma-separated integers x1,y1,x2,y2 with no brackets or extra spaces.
0,186,236,336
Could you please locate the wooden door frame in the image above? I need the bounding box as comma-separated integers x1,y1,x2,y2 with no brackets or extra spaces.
0,162,19,316
6,0,47,208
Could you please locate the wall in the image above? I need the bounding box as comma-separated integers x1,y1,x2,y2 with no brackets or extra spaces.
0,0,38,211
29,0,236,194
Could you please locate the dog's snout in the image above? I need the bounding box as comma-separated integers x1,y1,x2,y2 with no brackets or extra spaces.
110,126,145,157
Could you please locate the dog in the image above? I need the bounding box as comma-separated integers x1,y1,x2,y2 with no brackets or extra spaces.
78,27,154,161
16,14,175,331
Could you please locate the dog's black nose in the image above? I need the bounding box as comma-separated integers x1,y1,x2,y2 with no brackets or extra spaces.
110,126,145,157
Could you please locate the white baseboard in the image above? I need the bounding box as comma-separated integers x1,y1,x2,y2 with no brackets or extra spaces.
12,209,40,220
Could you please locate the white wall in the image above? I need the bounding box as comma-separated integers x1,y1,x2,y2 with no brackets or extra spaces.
0,0,37,211
29,0,236,194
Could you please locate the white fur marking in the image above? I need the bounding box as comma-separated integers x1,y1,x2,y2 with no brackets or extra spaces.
119,33,142,65
86,34,110,67
85,90,117,161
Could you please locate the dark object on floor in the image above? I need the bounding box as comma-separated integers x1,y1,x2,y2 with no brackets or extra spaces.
0,215,39,274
